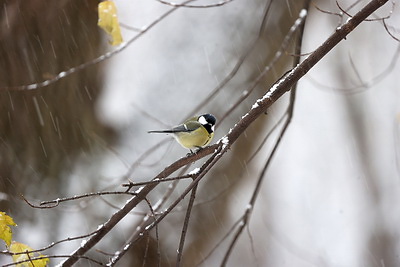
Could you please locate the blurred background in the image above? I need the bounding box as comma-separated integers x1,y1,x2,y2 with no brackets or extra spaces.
1,0,399,266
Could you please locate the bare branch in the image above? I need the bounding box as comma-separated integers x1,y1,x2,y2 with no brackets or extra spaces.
336,0,392,21
218,3,307,124
36,191,136,207
383,18,400,41
2,254,105,267
0,0,197,91
308,44,400,94
194,218,242,265
176,182,198,266
122,174,193,189
221,1,309,260
156,0,234,8
187,0,275,118
107,166,190,265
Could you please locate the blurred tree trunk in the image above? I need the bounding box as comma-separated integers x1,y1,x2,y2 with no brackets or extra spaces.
0,0,113,211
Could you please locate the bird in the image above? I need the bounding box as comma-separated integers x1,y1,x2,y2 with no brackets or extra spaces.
148,114,216,152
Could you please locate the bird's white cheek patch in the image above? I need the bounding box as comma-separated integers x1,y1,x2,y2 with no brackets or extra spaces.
198,116,207,125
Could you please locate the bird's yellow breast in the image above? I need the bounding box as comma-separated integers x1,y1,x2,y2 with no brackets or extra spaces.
175,127,214,149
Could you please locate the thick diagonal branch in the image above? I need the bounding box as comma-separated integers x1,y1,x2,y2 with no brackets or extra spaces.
61,0,389,265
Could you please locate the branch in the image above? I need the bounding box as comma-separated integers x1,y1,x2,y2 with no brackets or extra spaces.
106,166,191,266
218,0,302,124
60,0,389,265
224,0,388,146
0,0,197,91
221,0,310,263
108,147,226,266
156,0,233,8
175,182,198,266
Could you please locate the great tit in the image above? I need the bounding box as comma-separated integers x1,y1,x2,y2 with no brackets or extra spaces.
148,114,216,151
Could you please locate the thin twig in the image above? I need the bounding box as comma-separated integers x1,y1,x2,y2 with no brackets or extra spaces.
36,191,136,207
123,174,193,189
246,110,288,163
221,1,308,265
1,231,99,258
336,0,392,21
383,18,400,41
246,223,259,267
186,0,275,119
0,0,197,91
175,182,198,267
106,165,191,266
194,218,242,266
122,138,172,181
2,254,105,267
218,1,307,124
308,44,400,94
140,145,225,235
156,0,233,8
143,197,161,267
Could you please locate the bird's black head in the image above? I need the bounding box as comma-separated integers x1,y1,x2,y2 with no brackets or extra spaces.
198,114,216,134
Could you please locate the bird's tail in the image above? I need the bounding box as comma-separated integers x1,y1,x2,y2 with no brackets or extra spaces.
147,130,175,134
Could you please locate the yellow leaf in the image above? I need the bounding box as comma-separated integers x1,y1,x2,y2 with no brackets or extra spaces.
10,242,49,267
0,211,17,247
98,1,123,46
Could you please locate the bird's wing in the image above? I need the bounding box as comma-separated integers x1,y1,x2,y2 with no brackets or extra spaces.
171,121,200,133
148,119,201,134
